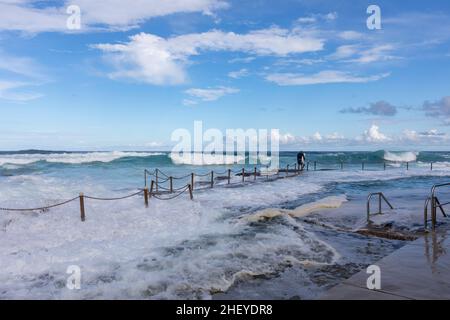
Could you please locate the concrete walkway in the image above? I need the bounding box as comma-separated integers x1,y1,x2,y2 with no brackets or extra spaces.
320,228,450,300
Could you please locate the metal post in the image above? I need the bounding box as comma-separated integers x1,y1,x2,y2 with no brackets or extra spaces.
169,177,173,193
79,193,85,222
340,162,343,170
286,164,289,177
254,167,257,180
188,184,193,200
307,162,309,171
407,162,409,170
191,173,195,191
362,162,365,171
378,194,382,215
431,162,433,171
242,168,245,183
210,171,214,188
366,197,370,223
432,196,437,230
384,162,386,170
144,170,147,187
144,187,149,207
150,180,154,198
227,169,231,184
155,169,159,192
314,161,317,171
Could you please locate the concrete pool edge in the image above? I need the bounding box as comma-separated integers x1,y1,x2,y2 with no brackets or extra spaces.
318,226,450,300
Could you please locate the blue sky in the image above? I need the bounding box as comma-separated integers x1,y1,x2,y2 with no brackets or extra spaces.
0,0,450,151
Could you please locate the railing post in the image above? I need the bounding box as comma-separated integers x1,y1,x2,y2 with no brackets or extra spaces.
191,173,195,191
294,163,297,174
210,171,214,188
150,180,154,198
362,162,365,171
79,193,85,222
307,162,309,171
367,196,370,223
169,176,173,193
144,170,147,187
407,162,409,170
242,168,245,183
144,187,149,208
384,162,386,170
155,169,159,192
286,164,289,177
432,196,437,230
314,161,317,171
340,162,343,170
378,193,382,215
188,184,193,200
227,169,231,184
431,162,433,171
254,167,257,180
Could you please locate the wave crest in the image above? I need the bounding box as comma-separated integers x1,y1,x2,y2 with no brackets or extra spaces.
0,151,163,166
383,151,418,162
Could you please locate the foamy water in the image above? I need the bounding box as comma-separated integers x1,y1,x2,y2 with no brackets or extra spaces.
1,150,450,299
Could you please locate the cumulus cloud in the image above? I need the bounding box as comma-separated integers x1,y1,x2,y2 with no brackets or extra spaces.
0,0,229,32
185,86,239,102
422,96,450,125
94,27,324,85
340,101,398,116
360,124,390,142
265,70,390,86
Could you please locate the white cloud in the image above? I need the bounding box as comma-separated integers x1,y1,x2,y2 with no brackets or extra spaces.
0,0,228,32
0,80,42,101
94,27,324,85
266,70,390,86
338,31,363,40
228,68,249,79
350,45,396,64
0,51,45,101
296,12,337,24
361,124,390,142
312,132,322,141
185,86,239,102
329,45,359,60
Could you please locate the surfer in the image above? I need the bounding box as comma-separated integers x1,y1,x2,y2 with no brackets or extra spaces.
297,152,306,170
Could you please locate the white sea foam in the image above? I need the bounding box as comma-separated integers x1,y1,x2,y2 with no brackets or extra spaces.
383,151,418,162
1,158,450,299
169,152,246,165
244,195,348,222
0,151,163,166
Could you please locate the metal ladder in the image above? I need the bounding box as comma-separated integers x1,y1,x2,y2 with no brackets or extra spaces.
424,183,449,230
366,192,394,223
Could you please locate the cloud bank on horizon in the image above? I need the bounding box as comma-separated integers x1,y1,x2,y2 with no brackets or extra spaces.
0,0,450,150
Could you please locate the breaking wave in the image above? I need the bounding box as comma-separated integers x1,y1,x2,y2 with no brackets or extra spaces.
383,151,418,162
0,151,163,166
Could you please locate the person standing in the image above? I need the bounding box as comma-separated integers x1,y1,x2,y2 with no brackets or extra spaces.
297,152,306,170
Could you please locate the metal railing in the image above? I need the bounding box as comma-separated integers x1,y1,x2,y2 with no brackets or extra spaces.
424,183,449,230
367,192,394,223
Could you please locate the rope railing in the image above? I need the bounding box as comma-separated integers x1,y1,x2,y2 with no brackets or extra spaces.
0,183,193,222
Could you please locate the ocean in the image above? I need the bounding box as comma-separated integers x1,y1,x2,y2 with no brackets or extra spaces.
1,150,450,299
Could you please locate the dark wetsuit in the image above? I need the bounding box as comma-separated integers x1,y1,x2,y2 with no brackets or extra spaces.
297,152,306,170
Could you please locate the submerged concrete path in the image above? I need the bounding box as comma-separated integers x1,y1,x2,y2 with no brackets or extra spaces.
320,228,450,300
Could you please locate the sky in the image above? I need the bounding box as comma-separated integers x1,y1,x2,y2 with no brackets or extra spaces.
0,0,450,151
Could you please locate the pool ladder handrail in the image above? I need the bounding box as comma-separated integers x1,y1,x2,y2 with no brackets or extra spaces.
367,192,394,223
424,183,450,230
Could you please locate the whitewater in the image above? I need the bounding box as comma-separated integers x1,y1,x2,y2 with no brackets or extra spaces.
1,150,450,299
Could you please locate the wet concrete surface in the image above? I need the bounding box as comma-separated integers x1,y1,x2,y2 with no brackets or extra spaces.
320,226,450,300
